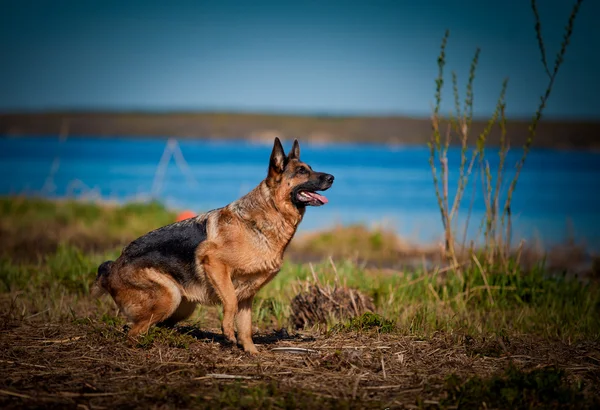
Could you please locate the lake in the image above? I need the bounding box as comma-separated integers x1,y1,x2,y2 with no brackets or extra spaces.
1,136,599,249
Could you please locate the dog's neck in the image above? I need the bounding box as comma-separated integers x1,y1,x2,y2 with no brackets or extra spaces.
228,180,304,249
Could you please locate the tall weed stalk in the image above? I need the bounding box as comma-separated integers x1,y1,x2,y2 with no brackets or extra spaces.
429,0,583,274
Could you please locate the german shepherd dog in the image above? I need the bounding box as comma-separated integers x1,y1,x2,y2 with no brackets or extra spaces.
92,138,334,354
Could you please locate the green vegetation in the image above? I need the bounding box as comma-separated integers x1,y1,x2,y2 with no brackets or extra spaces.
135,326,198,349
288,224,432,267
135,381,374,410
333,312,396,334
1,198,599,341
442,366,590,409
0,197,177,263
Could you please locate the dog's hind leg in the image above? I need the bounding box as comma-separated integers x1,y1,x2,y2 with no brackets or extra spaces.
158,298,197,328
110,268,182,338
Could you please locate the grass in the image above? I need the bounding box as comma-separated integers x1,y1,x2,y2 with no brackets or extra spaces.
333,312,396,334
135,326,199,350
1,197,599,339
1,197,599,408
287,224,438,268
441,366,592,409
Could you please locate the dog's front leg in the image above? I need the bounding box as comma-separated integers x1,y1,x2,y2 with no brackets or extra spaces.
236,297,258,354
202,252,238,344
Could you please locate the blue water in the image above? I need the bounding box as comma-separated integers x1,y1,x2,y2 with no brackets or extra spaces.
1,136,600,249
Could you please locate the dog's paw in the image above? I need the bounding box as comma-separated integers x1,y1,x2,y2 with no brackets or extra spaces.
222,332,237,345
243,344,259,355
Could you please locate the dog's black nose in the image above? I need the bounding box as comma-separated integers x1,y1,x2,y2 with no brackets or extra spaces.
323,174,334,184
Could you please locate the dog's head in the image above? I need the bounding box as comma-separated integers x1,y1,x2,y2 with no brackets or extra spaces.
267,137,334,208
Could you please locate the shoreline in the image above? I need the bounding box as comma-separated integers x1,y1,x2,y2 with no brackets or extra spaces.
2,111,600,149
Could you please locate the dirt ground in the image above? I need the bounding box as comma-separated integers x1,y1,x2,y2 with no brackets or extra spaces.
1,315,599,409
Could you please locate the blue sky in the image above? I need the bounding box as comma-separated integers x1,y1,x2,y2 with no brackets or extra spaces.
1,0,598,119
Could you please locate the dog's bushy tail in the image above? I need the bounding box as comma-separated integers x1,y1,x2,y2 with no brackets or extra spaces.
91,260,113,298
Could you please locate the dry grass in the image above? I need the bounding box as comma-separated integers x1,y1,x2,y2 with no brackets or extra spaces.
288,225,441,269
290,278,376,329
1,314,599,409
0,197,177,263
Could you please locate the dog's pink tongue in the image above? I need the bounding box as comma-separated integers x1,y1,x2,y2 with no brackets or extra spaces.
307,192,328,204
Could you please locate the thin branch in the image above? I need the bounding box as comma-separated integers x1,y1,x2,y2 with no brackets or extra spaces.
531,0,551,78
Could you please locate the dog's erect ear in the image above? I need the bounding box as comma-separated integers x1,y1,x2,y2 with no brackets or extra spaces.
269,137,286,177
288,139,300,160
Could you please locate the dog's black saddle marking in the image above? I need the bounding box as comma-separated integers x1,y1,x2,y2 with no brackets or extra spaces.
122,218,207,285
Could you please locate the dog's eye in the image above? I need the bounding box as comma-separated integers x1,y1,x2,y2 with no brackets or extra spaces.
296,167,308,175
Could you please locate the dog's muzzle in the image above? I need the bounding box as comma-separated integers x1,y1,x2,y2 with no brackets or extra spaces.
295,173,334,207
